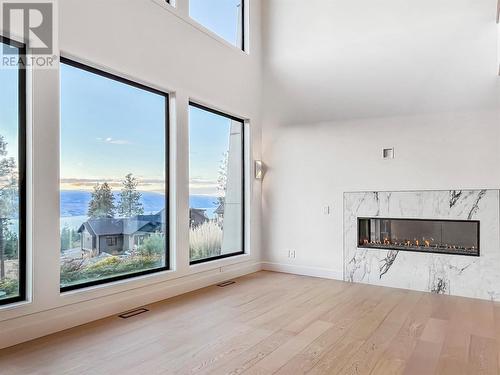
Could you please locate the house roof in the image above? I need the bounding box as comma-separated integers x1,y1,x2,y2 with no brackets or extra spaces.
215,204,224,215
190,208,208,224
79,214,162,237
190,208,207,217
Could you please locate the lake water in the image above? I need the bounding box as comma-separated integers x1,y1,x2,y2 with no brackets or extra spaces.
60,191,218,230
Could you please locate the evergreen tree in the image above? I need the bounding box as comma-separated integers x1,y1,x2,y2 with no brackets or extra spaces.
118,174,144,218
60,226,81,252
87,182,115,218
60,226,70,252
0,135,17,280
4,231,18,260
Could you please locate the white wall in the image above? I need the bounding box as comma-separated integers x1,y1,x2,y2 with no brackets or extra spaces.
0,0,263,349
261,0,500,278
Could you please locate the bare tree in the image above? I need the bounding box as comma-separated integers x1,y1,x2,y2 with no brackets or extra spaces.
215,152,228,207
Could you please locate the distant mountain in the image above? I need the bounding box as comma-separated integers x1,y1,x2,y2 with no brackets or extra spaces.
60,190,218,217
190,195,219,209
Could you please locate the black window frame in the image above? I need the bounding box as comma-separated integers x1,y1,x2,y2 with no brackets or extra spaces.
59,57,170,293
241,0,245,51
188,101,246,265
0,35,27,307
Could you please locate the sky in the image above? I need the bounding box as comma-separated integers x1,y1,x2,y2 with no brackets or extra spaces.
189,106,231,196
1,2,242,197
60,63,167,191
188,0,242,195
190,0,243,47
0,45,20,164
60,63,233,197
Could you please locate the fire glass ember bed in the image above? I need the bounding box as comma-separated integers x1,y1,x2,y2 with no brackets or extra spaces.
357,217,480,256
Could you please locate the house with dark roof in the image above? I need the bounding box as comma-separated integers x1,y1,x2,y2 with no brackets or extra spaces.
189,208,209,228
214,203,224,224
78,210,164,256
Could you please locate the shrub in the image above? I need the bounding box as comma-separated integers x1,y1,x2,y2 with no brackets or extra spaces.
87,256,121,269
0,278,19,299
189,221,222,261
60,254,162,287
138,233,164,257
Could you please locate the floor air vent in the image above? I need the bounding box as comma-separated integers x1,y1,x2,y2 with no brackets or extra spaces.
118,308,149,319
217,280,236,287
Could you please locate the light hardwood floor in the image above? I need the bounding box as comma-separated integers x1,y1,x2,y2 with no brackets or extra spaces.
1,271,499,374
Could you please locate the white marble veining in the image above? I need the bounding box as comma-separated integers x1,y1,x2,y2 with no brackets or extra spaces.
344,190,500,300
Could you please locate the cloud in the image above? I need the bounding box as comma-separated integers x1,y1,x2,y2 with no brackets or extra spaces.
189,178,219,196
189,178,217,188
96,137,132,145
60,178,166,193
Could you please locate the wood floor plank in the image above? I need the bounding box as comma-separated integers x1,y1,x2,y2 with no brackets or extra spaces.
0,271,498,375
205,330,295,375
420,318,449,344
435,296,472,375
467,335,498,375
243,320,333,374
402,340,443,375
305,288,407,375
273,287,404,374
335,291,421,375
370,292,434,375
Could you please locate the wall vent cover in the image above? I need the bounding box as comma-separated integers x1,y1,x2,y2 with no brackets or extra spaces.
118,308,149,319
217,280,236,287
383,148,395,159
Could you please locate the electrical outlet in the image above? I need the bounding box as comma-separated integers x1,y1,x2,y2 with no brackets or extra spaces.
323,206,331,215
288,250,296,259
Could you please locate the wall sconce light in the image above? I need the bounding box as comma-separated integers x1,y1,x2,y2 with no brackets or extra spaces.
255,160,264,180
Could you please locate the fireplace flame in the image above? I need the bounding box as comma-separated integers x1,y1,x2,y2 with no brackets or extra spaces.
360,236,475,254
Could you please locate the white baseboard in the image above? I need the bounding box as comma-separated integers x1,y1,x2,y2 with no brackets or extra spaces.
261,262,343,280
0,261,262,349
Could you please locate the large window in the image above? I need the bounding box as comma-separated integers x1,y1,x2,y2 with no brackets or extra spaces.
189,0,244,50
0,37,26,305
189,103,244,264
60,58,169,291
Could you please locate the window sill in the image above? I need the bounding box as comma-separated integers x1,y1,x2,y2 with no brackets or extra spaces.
59,267,175,298
60,266,172,295
0,299,32,313
189,252,251,271
0,257,257,324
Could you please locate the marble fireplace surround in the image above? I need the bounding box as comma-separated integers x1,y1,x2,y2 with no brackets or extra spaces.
344,190,500,301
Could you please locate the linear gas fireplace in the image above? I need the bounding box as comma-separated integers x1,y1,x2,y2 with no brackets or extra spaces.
358,217,480,257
